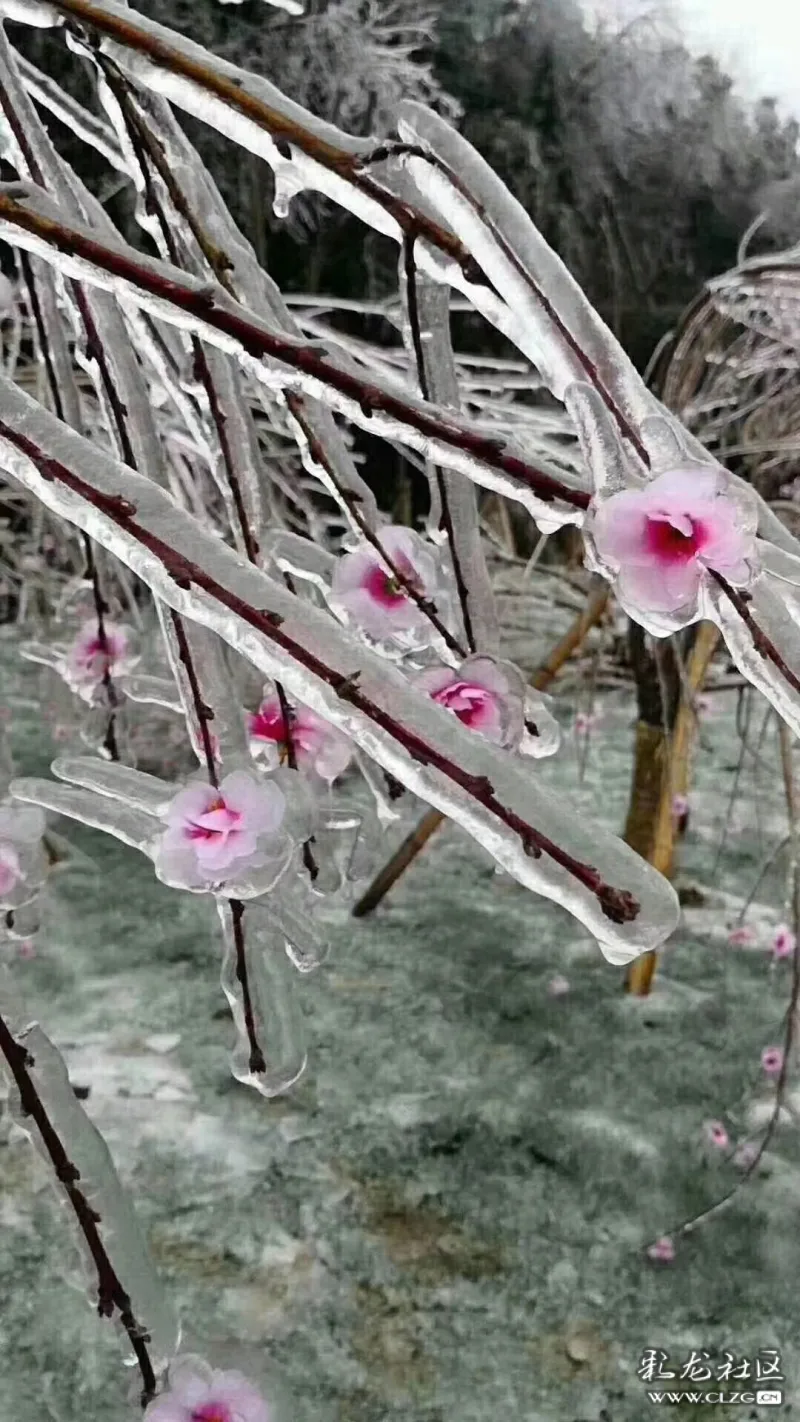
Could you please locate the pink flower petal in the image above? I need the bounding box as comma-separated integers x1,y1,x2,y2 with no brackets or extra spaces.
646,1235,675,1263
704,1119,729,1149
592,467,757,619
761,1045,784,1078
772,924,795,960
221,772,285,836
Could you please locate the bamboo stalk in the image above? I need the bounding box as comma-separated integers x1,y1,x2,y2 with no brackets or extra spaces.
352,579,610,916
625,622,720,995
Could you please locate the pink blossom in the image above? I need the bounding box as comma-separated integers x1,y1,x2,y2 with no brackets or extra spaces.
646,1235,675,1263
761,1046,784,1078
727,924,755,948
703,1119,729,1150
64,619,133,693
0,804,46,907
157,771,285,886
413,656,523,746
17,939,36,960
546,974,571,997
772,924,796,961
249,692,352,782
0,839,21,897
590,468,756,619
144,1362,271,1422
331,524,439,641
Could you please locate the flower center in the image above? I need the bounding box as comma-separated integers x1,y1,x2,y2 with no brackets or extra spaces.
645,513,705,564
191,1406,232,1422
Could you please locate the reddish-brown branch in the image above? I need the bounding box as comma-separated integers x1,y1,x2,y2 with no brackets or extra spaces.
0,417,638,924
0,1011,157,1407
168,609,219,787
0,190,589,514
229,898,266,1074
709,570,800,698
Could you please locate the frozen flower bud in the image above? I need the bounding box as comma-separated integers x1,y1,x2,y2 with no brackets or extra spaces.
0,840,21,897
0,803,47,909
413,655,524,747
330,524,441,643
703,1119,729,1150
249,689,352,783
727,924,755,947
62,619,137,701
144,1358,271,1422
761,1045,784,1079
772,924,795,961
155,771,286,889
588,467,757,624
646,1235,675,1264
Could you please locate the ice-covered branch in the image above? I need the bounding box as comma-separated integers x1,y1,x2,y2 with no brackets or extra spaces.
0,182,586,526
0,1005,177,1405
0,373,681,961
401,236,498,654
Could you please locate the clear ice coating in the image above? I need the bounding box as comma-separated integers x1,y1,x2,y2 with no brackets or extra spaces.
0,1009,181,1372
0,378,680,963
217,898,308,1096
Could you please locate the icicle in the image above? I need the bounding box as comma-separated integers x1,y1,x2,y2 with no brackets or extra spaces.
217,899,307,1096
399,250,500,655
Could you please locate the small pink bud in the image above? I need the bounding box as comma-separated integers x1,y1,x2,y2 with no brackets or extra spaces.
547,974,571,997
672,793,689,820
772,924,795,961
727,924,755,947
17,939,36,960
704,1119,729,1150
646,1235,675,1264
0,841,21,898
761,1046,784,1079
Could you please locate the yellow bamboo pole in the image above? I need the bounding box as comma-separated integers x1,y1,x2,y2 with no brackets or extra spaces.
625,622,720,995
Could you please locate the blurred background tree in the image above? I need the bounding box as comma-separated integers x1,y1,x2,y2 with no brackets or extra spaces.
14,0,800,356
